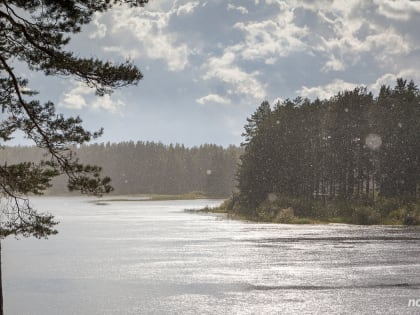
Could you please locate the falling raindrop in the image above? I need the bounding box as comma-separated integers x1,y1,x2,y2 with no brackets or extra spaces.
365,133,382,150
398,122,403,128
206,169,212,175
268,193,277,202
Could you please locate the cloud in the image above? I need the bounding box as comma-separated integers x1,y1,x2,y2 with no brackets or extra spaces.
318,19,409,72
59,82,125,113
59,83,92,110
271,97,283,106
92,94,125,113
177,1,200,15
196,94,230,105
369,69,420,94
86,0,419,104
322,56,345,72
227,4,249,15
87,3,419,105
233,6,309,61
89,13,107,39
264,57,276,65
202,51,266,100
374,0,420,21
282,0,417,73
290,0,363,15
17,0,420,147
297,79,360,100
100,4,191,71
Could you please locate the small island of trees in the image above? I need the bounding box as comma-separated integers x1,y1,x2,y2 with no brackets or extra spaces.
220,78,420,225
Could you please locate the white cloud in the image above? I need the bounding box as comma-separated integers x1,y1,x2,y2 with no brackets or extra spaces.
283,0,417,73
265,57,276,65
86,0,420,111
196,94,230,105
290,0,362,15
370,69,420,94
374,0,420,21
233,7,309,60
297,79,360,100
89,13,107,39
202,51,266,100
227,4,248,15
272,97,283,106
92,94,125,113
59,82,125,113
177,1,200,15
322,56,345,72
101,4,191,71
60,83,92,110
225,0,414,75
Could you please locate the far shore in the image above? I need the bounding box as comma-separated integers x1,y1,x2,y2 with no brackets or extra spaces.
91,192,227,203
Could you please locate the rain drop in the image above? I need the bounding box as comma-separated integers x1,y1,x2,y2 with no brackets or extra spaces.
268,193,278,202
365,133,382,150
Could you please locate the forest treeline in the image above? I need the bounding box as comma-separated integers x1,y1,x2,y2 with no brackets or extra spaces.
222,78,420,225
0,142,242,197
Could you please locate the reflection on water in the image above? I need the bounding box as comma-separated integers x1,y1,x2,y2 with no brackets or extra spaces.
3,197,420,314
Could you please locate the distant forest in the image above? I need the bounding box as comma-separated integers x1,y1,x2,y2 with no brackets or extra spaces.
0,142,242,197
227,78,420,224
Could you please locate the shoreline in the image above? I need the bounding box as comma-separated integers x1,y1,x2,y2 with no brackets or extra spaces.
198,208,409,226
93,193,226,202
196,201,419,226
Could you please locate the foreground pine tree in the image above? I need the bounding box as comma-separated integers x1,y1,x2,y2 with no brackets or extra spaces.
0,1,148,313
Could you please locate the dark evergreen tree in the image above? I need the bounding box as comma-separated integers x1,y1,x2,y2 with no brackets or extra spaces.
235,79,420,217
237,101,272,211
376,79,420,198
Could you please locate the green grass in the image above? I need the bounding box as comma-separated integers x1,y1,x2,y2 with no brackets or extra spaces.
198,197,420,226
197,205,227,213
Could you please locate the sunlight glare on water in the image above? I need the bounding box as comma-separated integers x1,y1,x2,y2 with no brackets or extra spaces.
3,197,420,315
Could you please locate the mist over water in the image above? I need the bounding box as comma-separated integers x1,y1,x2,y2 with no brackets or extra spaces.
3,197,420,314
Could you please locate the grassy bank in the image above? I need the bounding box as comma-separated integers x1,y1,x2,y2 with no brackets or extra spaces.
201,195,420,226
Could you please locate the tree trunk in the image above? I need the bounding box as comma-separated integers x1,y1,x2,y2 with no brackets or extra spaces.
0,240,3,315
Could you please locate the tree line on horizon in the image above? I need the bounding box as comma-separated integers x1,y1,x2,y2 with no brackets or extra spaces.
0,142,242,197
234,78,420,217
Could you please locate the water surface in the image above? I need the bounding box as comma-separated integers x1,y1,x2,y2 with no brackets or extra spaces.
3,197,420,314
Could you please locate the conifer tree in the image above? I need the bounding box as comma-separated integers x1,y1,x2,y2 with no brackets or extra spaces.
0,1,148,313
235,79,420,217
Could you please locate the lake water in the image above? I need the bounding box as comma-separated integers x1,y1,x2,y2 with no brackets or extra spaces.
3,197,420,314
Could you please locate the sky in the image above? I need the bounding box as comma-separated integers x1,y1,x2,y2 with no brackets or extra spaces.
16,0,420,147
